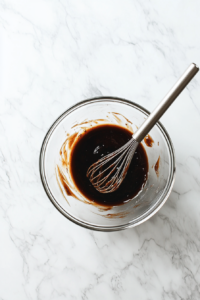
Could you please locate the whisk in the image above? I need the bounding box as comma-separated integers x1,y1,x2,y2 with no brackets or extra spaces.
87,63,199,193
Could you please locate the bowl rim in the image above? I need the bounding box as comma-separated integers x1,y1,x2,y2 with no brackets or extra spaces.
39,96,176,231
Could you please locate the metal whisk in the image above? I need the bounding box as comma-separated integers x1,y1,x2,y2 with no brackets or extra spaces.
87,63,199,193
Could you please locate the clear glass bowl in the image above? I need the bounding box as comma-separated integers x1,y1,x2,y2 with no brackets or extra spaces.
39,97,175,231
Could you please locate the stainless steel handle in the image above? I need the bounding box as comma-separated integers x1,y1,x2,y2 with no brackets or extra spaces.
133,63,199,142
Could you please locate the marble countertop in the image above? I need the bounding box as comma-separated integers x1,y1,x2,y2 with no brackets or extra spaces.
1,1,200,299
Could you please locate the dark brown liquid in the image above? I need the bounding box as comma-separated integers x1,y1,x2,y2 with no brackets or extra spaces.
70,125,148,206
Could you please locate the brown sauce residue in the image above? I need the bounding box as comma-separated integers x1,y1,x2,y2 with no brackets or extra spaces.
68,132,79,149
59,140,69,168
56,167,69,204
72,120,90,128
98,207,112,212
108,112,134,133
56,166,78,199
105,212,129,219
112,114,123,125
112,112,133,124
72,119,108,128
63,149,67,162
144,134,154,147
133,203,140,208
154,156,160,177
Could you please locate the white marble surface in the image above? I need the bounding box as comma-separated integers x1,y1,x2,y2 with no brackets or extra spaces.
1,0,200,299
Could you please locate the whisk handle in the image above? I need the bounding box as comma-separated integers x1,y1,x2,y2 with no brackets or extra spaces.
133,63,199,142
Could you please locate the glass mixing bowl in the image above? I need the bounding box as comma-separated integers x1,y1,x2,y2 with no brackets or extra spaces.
39,97,175,231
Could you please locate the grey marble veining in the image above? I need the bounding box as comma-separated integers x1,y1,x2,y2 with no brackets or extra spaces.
0,0,200,299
